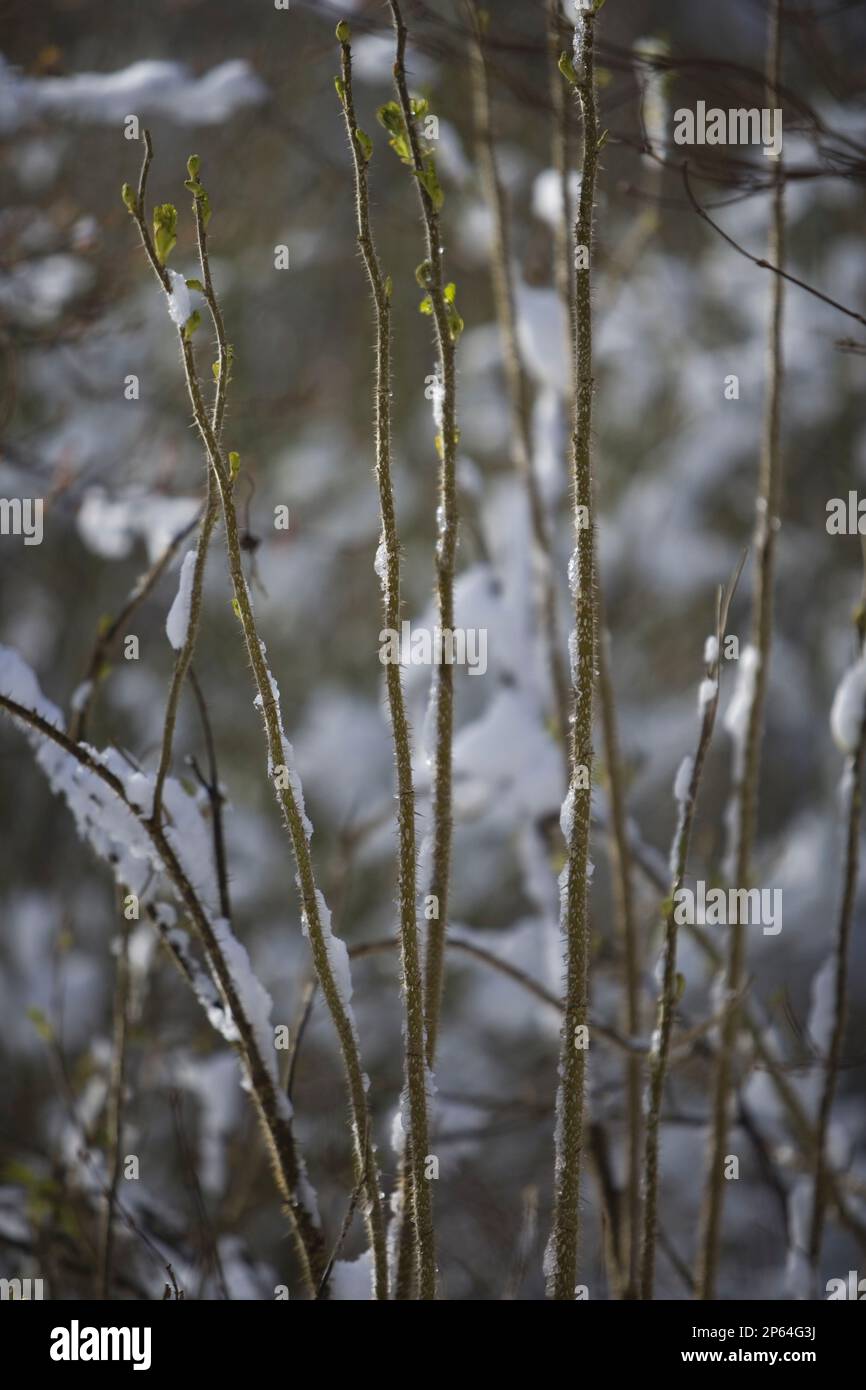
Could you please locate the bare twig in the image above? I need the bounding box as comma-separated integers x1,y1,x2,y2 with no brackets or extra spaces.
696,0,786,1300
640,559,744,1300
463,0,570,765
807,558,866,1279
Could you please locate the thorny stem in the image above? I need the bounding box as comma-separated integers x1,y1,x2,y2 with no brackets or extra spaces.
547,0,642,1296
0,691,327,1295
696,0,786,1301
463,0,570,767
547,1,601,1302
387,0,457,1070
640,567,741,1301
128,130,389,1299
338,31,436,1300
807,569,866,1278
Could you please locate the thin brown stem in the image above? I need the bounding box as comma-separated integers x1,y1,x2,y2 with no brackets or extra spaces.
338,26,436,1299
641,563,743,1300
807,570,866,1278
388,0,458,1071
696,0,786,1300
463,0,570,766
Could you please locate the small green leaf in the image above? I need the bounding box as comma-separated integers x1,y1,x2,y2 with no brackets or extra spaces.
355,128,373,162
228,450,241,480
186,154,201,179
411,96,429,120
184,178,204,196
121,182,137,215
231,597,241,619
376,102,412,164
334,76,347,106
185,277,204,292
377,101,403,136
212,360,221,380
198,189,212,227
335,19,351,43
415,259,433,288
418,293,433,316
383,274,393,300
27,1006,53,1043
558,51,578,86
444,282,456,303
417,155,444,210
183,310,201,340
152,203,177,265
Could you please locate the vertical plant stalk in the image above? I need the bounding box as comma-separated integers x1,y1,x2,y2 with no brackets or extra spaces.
597,622,641,1294
807,573,866,1277
126,133,389,1299
387,0,457,1068
696,0,785,1301
463,0,570,767
548,0,642,1295
639,564,742,1300
97,894,131,1299
337,26,436,1300
546,0,602,1302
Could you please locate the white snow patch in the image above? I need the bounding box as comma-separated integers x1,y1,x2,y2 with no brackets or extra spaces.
330,1248,375,1300
723,643,760,777
165,549,197,650
703,634,719,666
673,754,693,803
166,269,191,328
698,677,717,713
830,654,866,754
